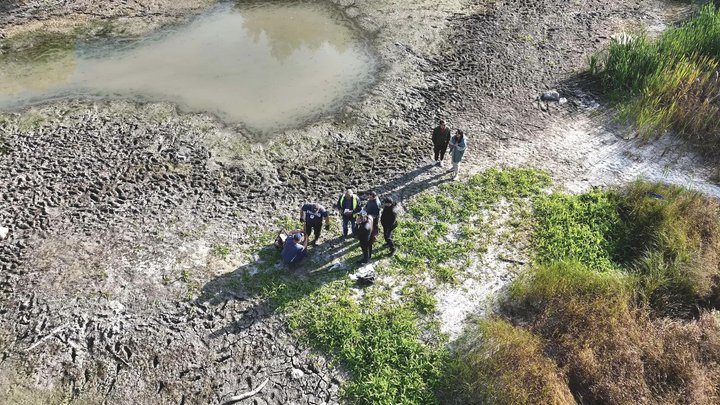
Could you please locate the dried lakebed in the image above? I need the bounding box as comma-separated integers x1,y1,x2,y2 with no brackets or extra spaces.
2,0,719,404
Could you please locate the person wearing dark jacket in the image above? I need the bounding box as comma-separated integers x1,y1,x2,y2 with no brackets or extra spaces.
364,191,381,242
380,197,399,255
300,202,330,245
432,120,451,166
355,211,374,264
280,230,308,266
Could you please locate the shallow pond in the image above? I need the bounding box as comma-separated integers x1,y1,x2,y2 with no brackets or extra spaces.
0,2,378,133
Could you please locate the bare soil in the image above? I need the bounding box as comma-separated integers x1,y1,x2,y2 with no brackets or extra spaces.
1,0,718,404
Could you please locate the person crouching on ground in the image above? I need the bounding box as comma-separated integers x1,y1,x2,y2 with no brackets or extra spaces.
364,190,381,243
337,189,360,240
448,129,467,180
300,202,329,246
381,197,399,256
281,230,308,266
432,119,451,167
355,211,374,264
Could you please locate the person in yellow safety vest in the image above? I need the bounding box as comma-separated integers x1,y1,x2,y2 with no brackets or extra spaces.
337,189,361,240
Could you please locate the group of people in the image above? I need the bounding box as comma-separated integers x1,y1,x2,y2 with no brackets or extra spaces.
276,189,399,266
276,121,466,266
432,120,467,180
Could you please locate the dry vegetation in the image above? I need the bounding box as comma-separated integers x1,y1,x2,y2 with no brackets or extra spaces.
446,318,574,405
444,182,720,404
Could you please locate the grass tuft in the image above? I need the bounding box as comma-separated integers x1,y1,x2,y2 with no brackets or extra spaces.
444,318,574,405
211,244,231,259
620,182,720,316
591,4,720,156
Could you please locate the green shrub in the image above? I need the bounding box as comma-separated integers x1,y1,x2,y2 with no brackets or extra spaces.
393,219,467,276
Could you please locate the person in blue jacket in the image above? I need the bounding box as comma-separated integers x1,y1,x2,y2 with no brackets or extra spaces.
281,230,308,266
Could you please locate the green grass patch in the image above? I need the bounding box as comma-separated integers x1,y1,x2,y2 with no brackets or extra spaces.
227,168,556,404
590,4,720,155
393,168,551,281
532,182,720,316
235,236,446,403
534,189,629,271
432,265,458,284
240,267,317,312
286,282,448,405
211,244,231,259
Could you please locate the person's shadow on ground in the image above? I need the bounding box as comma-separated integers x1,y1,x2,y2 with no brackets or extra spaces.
196,163,453,339
196,233,376,338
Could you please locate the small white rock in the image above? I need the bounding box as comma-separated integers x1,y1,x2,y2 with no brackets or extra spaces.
0,227,9,240
290,368,305,379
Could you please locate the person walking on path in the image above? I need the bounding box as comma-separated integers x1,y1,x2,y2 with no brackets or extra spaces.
337,189,361,240
432,120,451,166
448,129,467,180
300,202,330,245
380,197,399,256
355,211,374,264
364,191,381,243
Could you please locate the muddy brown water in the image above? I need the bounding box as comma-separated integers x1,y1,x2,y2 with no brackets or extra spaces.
0,2,378,133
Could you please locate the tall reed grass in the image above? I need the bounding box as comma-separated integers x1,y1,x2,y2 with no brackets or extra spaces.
591,4,720,156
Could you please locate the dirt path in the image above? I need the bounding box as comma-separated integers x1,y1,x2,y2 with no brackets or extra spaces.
1,0,718,403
